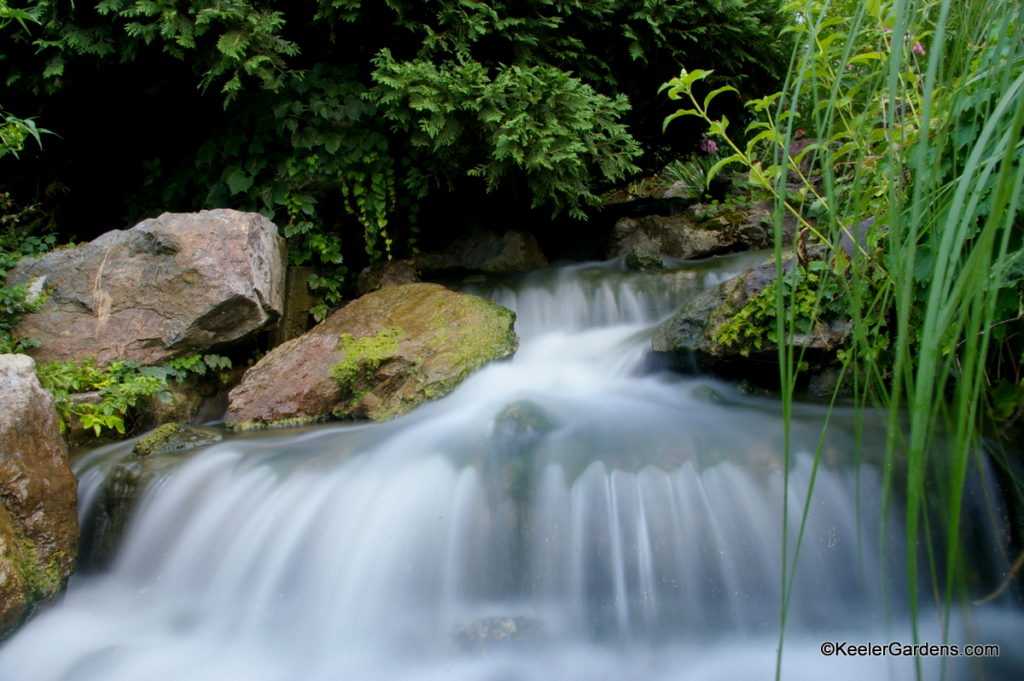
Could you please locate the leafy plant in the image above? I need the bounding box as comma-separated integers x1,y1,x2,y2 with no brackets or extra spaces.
36,358,170,436
712,259,846,356
370,53,642,219
36,352,232,437
666,0,1024,675
1,0,790,315
141,352,233,383
0,109,49,160
0,194,55,353
656,153,728,199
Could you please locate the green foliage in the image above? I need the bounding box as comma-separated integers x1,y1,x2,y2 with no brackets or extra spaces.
0,109,49,160
35,352,231,437
668,0,1024,670
370,52,641,218
656,153,728,199
1,2,50,160
712,260,845,356
1,0,789,314
0,194,55,353
140,352,232,383
36,358,170,436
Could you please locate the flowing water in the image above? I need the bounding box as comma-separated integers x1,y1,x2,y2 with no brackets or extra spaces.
2,255,1021,680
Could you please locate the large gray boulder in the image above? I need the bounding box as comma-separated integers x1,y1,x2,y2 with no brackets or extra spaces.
8,209,286,366
225,283,518,428
0,355,78,637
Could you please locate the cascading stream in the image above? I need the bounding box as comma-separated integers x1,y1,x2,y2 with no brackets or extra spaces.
1,255,1020,681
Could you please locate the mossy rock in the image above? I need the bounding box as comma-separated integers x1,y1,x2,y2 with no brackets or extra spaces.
225,283,518,428
132,422,221,457
651,249,850,391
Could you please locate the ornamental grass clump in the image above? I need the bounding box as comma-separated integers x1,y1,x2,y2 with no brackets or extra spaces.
665,0,1024,677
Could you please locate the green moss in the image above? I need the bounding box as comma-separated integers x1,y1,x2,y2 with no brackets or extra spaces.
330,295,517,422
415,297,517,403
131,422,220,456
331,326,404,386
11,527,64,602
132,423,185,456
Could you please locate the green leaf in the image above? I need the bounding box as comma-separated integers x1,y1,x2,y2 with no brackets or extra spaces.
225,167,253,194
706,153,744,186
703,86,738,112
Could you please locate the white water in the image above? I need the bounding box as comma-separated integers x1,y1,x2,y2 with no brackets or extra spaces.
1,256,1021,680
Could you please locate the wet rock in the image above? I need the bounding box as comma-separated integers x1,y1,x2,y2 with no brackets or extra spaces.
270,266,319,346
133,422,221,457
489,400,554,501
355,259,420,295
81,456,177,571
0,354,78,637
609,200,796,263
225,283,518,428
610,213,731,260
493,400,555,441
417,230,548,275
452,616,545,653
80,424,219,570
623,248,665,272
652,253,849,388
8,209,286,365
138,379,209,428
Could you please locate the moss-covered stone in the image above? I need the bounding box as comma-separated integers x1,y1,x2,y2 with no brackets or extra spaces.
132,422,220,457
651,249,850,391
225,283,518,428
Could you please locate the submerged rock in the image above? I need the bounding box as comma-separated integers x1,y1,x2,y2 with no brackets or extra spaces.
8,209,286,365
452,616,545,653
80,424,220,571
0,355,78,637
225,283,518,428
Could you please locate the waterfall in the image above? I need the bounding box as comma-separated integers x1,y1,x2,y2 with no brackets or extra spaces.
1,255,1020,681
